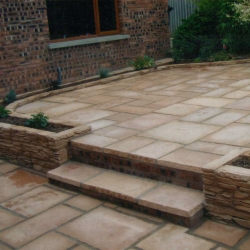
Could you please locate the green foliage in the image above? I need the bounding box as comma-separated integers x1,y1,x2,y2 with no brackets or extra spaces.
127,56,155,70
0,106,11,118
173,0,250,62
99,68,110,78
210,51,232,62
25,112,49,129
4,90,16,104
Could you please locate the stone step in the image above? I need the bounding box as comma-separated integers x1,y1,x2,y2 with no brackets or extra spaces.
48,161,204,227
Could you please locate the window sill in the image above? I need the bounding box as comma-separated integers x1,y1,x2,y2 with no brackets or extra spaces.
48,34,131,50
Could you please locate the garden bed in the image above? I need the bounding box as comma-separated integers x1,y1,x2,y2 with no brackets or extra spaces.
0,117,91,172
203,149,250,229
0,116,71,133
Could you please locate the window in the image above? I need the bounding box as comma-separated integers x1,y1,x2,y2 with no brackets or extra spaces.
46,0,120,41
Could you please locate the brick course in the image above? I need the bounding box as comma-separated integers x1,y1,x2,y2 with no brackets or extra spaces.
0,0,170,98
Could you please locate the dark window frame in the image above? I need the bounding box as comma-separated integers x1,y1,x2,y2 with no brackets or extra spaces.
46,0,120,42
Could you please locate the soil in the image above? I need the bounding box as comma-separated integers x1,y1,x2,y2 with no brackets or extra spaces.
231,156,250,169
0,116,72,133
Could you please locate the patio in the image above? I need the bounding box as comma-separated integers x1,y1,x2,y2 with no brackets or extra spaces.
1,62,250,248
15,62,250,174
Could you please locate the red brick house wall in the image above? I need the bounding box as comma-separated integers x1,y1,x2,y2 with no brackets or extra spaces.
0,0,170,99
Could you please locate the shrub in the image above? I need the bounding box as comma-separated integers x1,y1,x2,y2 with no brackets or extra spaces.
173,0,250,62
0,106,11,118
210,51,232,62
25,112,49,129
4,90,16,104
127,55,155,70
99,68,110,78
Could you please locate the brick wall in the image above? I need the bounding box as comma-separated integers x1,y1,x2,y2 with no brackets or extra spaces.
0,0,170,99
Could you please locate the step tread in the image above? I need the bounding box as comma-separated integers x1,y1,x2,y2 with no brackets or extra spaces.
48,161,204,218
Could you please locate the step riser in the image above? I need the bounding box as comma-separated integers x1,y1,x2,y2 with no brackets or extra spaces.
70,147,203,191
49,178,204,228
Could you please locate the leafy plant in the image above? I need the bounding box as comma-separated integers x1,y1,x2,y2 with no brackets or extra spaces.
25,112,49,129
173,0,250,62
210,51,232,62
99,68,110,78
4,90,16,104
50,79,60,90
0,106,11,118
127,55,155,70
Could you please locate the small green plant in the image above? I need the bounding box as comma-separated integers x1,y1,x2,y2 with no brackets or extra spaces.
210,51,232,62
25,112,49,129
50,79,60,90
127,55,155,70
99,68,110,78
4,90,16,104
0,106,11,118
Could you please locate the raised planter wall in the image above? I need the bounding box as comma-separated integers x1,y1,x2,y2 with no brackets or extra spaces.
203,149,250,229
0,120,90,172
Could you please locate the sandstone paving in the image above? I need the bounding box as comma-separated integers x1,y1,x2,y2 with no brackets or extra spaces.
16,101,59,114
138,184,204,217
136,224,216,250
158,149,221,173
65,194,103,211
0,165,249,249
194,220,247,247
18,232,76,250
58,206,157,250
117,113,177,131
1,185,71,217
203,110,249,126
55,108,117,124
0,205,81,248
203,123,250,146
0,162,19,174
0,207,23,231
180,107,225,123
139,121,221,144
93,125,139,140
0,170,47,202
47,161,103,187
184,141,240,156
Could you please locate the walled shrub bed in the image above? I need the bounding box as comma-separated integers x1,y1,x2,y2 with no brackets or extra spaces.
203,149,250,228
0,117,91,172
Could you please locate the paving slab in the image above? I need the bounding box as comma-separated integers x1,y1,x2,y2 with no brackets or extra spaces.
82,171,158,203
65,194,103,211
184,97,234,108
47,161,103,187
203,123,250,146
194,220,247,247
19,232,76,250
0,170,47,202
138,184,204,217
1,186,71,217
0,162,19,174
0,207,23,231
117,113,178,131
136,224,216,250
158,149,220,173
93,125,139,140
58,206,157,250
55,108,117,123
0,205,81,248
139,121,220,144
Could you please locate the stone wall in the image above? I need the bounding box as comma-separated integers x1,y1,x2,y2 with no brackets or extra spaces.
0,0,169,98
203,149,250,228
0,120,90,172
